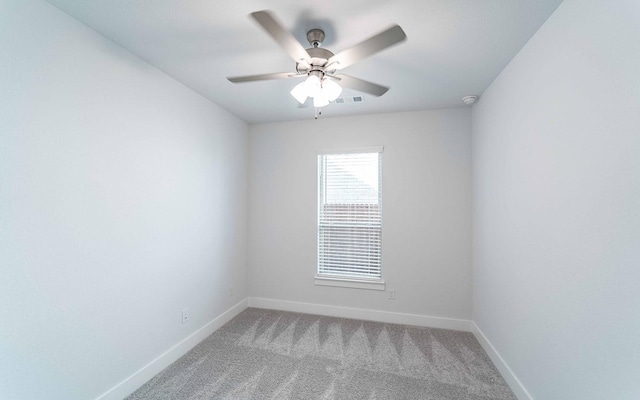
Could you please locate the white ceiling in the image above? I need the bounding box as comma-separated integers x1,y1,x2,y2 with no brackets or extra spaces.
47,0,563,124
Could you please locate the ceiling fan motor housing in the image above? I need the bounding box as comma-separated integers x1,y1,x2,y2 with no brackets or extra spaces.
296,45,335,75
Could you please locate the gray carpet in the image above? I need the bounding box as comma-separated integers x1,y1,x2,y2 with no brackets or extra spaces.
127,308,516,399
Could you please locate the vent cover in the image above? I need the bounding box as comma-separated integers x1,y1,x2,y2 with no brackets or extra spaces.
334,96,365,104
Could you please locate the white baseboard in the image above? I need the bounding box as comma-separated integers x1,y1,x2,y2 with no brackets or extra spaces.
471,322,533,400
93,298,527,400
247,297,472,332
94,299,248,400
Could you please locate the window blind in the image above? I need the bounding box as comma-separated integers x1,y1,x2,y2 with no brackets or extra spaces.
318,150,382,280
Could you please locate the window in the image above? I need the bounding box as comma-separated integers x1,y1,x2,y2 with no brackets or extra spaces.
316,147,384,290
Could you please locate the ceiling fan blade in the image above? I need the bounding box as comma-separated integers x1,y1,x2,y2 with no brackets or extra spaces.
328,25,406,70
250,10,310,64
227,72,302,83
334,74,389,96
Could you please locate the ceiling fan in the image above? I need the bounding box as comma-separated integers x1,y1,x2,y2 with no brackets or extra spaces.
227,11,407,113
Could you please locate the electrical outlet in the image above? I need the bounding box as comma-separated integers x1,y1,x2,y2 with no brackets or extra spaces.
388,289,395,300
228,285,233,297
182,308,189,324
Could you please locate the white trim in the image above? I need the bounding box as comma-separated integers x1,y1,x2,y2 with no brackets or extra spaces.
317,146,383,155
314,275,386,290
247,297,472,332
94,299,248,400
471,322,533,400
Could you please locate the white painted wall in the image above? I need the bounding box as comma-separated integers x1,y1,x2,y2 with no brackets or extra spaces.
472,0,640,399
0,2,248,399
248,109,472,321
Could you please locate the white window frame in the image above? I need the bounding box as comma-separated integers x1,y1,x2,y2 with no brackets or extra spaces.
315,147,385,291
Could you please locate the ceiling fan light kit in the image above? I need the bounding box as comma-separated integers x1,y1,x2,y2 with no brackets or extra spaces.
227,10,407,118
290,73,343,107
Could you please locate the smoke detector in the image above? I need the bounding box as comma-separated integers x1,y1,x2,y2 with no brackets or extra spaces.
462,95,478,105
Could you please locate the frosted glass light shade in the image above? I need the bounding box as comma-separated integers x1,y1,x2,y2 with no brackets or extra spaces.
290,81,308,104
313,91,330,108
305,75,322,98
322,79,342,101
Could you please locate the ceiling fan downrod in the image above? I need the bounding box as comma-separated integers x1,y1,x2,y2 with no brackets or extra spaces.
306,29,325,48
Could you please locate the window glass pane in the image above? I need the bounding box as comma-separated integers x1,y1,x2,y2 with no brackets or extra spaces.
318,151,382,280
324,153,379,204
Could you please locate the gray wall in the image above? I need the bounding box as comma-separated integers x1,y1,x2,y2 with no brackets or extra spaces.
0,2,248,399
472,0,640,398
248,109,472,320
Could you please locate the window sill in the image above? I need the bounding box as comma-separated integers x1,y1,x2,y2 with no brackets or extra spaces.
314,275,386,291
